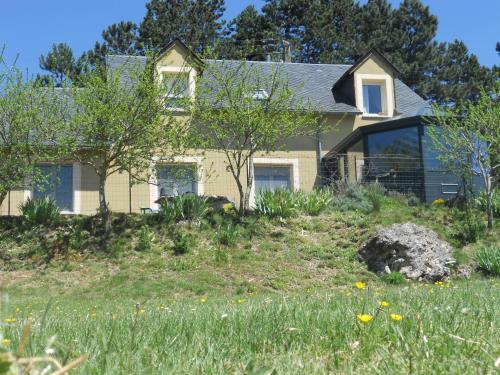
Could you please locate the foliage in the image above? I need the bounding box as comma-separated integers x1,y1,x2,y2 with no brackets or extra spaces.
406,195,420,207
295,189,332,216
0,52,65,210
450,209,485,245
329,181,382,213
137,225,155,252
61,58,183,235
380,272,406,285
255,189,297,220
19,197,61,227
38,42,84,86
213,221,240,247
474,246,500,276
429,83,500,228
475,189,500,218
189,60,318,214
159,195,211,225
172,230,194,255
364,183,386,213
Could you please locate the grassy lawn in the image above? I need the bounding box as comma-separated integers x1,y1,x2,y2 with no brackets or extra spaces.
0,194,499,373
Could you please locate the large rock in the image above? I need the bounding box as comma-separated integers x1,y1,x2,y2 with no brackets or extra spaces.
358,222,455,281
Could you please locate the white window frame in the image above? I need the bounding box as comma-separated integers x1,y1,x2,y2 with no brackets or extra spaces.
355,73,394,118
149,156,204,210
250,157,300,207
25,162,81,215
158,66,196,111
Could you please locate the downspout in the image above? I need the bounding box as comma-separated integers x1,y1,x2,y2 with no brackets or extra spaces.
316,127,323,186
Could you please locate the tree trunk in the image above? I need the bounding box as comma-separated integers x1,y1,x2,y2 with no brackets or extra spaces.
486,177,494,229
236,178,246,216
98,174,111,237
243,155,254,215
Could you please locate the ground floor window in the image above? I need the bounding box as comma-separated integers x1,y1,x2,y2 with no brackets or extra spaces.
254,165,291,193
34,165,73,211
157,164,197,197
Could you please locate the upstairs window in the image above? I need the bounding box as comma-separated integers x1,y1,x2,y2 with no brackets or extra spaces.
162,72,190,108
362,84,383,114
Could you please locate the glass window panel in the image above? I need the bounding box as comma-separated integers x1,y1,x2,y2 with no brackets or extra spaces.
158,165,196,197
254,166,291,193
363,84,382,114
162,73,189,97
34,165,73,211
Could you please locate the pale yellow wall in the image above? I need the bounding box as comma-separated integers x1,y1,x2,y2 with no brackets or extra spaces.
0,190,25,216
355,54,395,76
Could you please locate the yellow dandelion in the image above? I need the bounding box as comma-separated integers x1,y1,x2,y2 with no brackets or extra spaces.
139,309,145,315
1,339,10,346
236,298,245,304
354,281,367,290
4,318,16,324
357,314,373,324
378,301,390,308
90,312,97,318
199,296,208,303
390,313,403,321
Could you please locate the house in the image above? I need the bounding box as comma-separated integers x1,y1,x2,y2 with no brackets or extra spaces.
1,39,453,216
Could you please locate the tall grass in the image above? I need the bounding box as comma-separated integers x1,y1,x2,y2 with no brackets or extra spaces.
19,197,61,227
2,280,498,374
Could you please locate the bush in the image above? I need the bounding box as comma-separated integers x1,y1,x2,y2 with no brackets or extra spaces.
172,231,194,255
296,189,332,216
474,246,500,276
255,189,297,220
407,195,420,207
475,189,500,218
214,221,240,247
20,197,61,227
137,225,155,251
364,183,386,213
159,194,211,224
380,272,406,285
450,209,485,245
329,181,382,213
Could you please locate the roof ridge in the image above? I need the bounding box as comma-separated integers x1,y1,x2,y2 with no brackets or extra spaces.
204,59,352,67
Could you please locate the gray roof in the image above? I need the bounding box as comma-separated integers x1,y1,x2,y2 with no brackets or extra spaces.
106,55,428,116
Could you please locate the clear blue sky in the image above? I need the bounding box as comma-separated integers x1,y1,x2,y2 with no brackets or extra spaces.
0,0,498,76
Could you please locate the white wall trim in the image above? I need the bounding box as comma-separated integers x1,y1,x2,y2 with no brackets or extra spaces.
149,156,204,210
354,73,394,117
250,157,300,207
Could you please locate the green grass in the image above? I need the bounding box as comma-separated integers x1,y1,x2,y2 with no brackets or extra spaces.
1,280,499,374
1,195,499,373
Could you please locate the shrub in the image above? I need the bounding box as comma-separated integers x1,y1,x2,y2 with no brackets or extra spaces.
159,194,211,224
255,189,297,220
364,183,386,213
296,189,332,216
380,272,406,285
450,209,485,245
475,189,500,218
172,231,194,255
474,246,500,276
328,181,384,213
20,197,61,227
407,195,420,207
137,225,155,251
432,198,445,206
214,221,240,247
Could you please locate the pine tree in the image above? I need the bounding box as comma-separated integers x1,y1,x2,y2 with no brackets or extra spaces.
38,43,81,86
139,0,225,53
220,5,275,60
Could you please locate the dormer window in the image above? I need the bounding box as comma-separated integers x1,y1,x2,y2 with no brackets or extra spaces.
162,72,190,108
362,84,383,114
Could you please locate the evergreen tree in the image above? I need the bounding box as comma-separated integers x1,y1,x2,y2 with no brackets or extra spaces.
38,43,81,86
139,0,225,53
220,5,275,60
84,21,142,67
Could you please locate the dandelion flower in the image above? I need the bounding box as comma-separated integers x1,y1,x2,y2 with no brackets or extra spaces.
237,298,245,304
357,314,373,324
390,313,403,321
199,296,208,303
1,339,10,346
354,281,366,290
378,301,390,308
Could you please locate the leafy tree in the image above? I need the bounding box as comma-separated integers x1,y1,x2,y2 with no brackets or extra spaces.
83,21,143,67
189,61,318,214
139,0,225,53
39,43,82,86
0,51,65,210
428,83,500,228
62,58,183,235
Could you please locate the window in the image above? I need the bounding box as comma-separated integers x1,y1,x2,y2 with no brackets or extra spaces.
362,84,383,114
254,166,291,193
157,164,197,197
34,165,73,211
162,72,190,108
